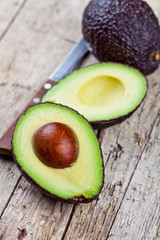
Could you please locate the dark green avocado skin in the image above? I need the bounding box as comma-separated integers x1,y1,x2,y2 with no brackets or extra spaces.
82,0,160,75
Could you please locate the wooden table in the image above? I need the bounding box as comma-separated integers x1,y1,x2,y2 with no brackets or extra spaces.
0,0,160,239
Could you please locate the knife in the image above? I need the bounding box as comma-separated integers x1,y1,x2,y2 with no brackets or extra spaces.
0,38,88,157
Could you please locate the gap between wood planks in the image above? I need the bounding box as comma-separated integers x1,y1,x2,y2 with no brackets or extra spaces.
0,0,27,42
0,175,22,219
0,0,28,221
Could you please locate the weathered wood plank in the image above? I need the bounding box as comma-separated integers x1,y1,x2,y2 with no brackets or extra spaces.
0,177,74,240
0,0,26,217
108,114,160,240
0,0,26,39
0,159,21,215
0,0,89,239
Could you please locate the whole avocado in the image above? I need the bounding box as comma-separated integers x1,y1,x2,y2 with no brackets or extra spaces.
82,0,160,75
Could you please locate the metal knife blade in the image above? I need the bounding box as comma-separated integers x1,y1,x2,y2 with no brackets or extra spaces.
50,38,88,81
0,38,88,157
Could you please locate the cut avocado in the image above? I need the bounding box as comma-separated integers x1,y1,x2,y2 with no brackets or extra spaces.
42,63,147,128
82,0,160,75
12,103,103,203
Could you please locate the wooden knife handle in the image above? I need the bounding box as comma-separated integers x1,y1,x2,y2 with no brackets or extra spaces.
0,79,57,157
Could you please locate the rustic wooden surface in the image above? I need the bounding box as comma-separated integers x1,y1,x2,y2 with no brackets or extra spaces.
0,0,160,239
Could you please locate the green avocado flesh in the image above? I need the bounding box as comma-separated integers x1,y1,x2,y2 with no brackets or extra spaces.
12,103,103,201
42,63,147,123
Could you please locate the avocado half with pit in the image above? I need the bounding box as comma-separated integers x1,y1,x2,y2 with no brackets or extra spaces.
42,63,147,128
12,103,103,203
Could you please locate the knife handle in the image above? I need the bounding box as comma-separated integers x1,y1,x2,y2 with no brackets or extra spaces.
0,79,57,157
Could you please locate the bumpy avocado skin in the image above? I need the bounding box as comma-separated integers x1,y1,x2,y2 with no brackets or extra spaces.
82,0,160,75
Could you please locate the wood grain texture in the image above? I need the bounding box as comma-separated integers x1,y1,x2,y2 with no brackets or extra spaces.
0,0,26,39
108,115,160,240
0,160,21,215
0,0,26,219
0,177,74,240
0,0,160,239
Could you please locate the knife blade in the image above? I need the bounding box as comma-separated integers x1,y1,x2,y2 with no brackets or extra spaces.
0,38,88,157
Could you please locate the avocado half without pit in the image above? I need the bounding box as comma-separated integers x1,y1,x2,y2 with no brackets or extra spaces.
42,63,147,128
12,103,103,203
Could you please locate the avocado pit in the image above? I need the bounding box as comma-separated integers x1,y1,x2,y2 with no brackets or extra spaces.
32,122,79,168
